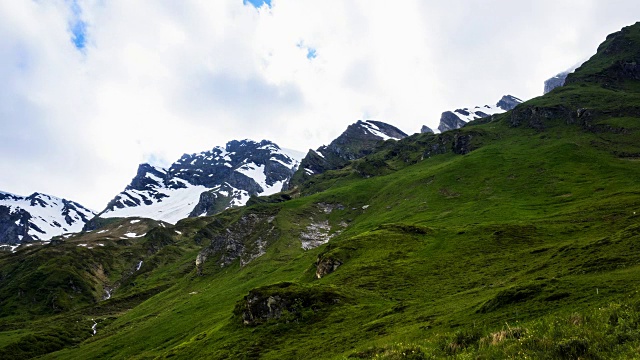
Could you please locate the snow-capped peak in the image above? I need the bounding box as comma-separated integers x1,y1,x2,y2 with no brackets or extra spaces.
100,139,303,224
0,191,96,245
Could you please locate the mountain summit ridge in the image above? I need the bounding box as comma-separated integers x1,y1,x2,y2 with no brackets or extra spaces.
0,191,96,246
289,120,408,186
429,94,523,133
99,139,303,223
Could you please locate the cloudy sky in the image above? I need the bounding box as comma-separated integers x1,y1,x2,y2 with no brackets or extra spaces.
1,0,639,209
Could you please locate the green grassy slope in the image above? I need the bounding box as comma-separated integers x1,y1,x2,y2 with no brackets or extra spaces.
2,22,640,360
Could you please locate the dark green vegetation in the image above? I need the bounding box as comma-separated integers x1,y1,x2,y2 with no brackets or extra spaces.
2,22,640,359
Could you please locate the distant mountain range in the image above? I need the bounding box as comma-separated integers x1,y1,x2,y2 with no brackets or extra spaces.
0,121,408,246
2,91,560,246
0,191,96,246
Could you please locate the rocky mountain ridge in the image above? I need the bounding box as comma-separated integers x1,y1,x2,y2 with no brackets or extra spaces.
544,71,570,94
290,120,407,186
0,191,96,247
99,139,303,224
426,95,523,133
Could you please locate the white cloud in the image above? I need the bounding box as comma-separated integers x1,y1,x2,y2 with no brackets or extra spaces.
1,0,639,209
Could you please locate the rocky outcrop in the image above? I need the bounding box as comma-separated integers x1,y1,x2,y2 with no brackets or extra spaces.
496,95,523,111
0,206,32,245
234,282,342,326
509,105,575,130
290,120,407,187
437,95,523,133
438,111,468,133
195,211,278,274
299,203,346,250
300,221,333,250
188,184,238,218
420,125,434,134
315,256,342,279
544,71,570,94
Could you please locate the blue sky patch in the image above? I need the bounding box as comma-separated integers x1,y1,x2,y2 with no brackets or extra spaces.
69,0,87,50
306,47,317,59
243,0,271,9
296,41,317,60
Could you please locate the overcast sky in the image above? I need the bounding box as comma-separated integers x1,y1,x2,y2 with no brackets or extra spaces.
1,0,639,210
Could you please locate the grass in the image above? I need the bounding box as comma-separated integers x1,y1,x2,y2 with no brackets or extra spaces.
2,110,638,359
2,23,640,359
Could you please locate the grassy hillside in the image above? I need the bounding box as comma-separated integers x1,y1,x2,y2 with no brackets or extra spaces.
1,22,640,359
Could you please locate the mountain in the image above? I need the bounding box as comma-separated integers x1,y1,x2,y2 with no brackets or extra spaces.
435,94,523,132
544,71,570,94
289,120,407,186
99,140,303,224
0,191,95,246
420,125,434,134
3,22,640,360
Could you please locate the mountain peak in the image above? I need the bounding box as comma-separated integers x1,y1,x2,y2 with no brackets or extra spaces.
0,190,96,246
290,120,407,186
565,22,640,87
435,95,523,133
497,95,522,111
100,139,301,224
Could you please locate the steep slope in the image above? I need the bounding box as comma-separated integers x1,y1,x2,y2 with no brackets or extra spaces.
100,140,302,224
0,191,95,246
289,120,407,187
434,94,523,132
565,22,640,88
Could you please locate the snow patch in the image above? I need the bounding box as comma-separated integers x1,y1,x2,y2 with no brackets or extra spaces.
361,121,398,141
103,183,209,224
124,232,144,238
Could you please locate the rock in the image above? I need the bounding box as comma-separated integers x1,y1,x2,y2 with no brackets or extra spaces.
290,120,407,187
194,211,277,274
544,71,570,94
438,111,468,133
235,282,342,326
0,191,95,244
300,221,333,250
315,256,343,279
420,125,434,134
437,95,523,133
509,105,575,130
496,95,522,111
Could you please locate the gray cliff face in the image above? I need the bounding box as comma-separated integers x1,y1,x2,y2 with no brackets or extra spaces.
101,139,301,223
195,212,278,274
0,206,33,245
544,72,570,94
290,120,408,187
437,111,468,133
496,95,523,111
0,191,96,245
